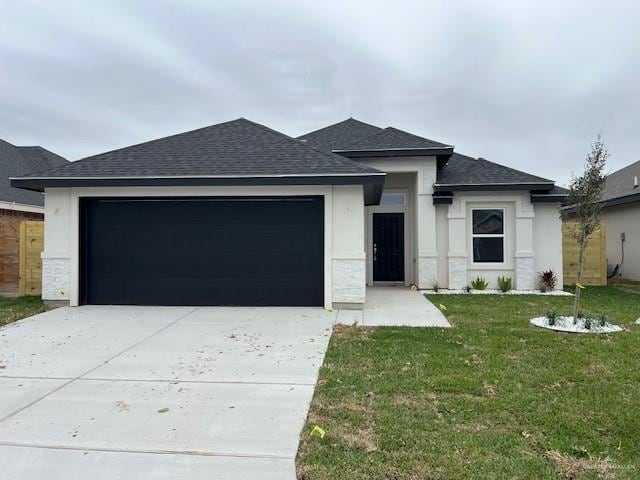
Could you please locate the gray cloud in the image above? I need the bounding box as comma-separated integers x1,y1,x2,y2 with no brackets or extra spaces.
1,0,639,184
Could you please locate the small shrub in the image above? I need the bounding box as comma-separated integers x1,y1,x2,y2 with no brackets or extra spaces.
471,277,489,290
464,285,472,294
579,312,600,330
547,309,559,326
497,276,512,292
538,269,558,291
598,314,608,327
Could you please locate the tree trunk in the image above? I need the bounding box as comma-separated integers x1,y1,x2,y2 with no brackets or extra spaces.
572,231,587,323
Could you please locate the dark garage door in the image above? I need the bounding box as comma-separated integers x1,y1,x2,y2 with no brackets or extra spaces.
80,197,324,306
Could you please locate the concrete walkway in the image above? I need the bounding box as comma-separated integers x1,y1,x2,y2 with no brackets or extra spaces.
0,306,334,480
336,286,451,327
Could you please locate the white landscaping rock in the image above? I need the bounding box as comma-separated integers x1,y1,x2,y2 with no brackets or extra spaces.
530,316,624,334
422,289,573,296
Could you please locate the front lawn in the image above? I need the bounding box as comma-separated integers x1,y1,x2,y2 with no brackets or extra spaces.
0,296,48,328
297,287,640,479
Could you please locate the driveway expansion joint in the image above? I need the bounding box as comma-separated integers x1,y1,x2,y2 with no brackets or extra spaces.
0,375,316,386
0,441,294,460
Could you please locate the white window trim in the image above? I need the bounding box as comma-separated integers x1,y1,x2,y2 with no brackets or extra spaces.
470,207,506,266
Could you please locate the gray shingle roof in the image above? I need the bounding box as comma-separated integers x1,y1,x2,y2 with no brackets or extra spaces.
603,160,640,202
436,153,554,186
547,185,570,195
15,118,381,179
340,126,452,151
298,118,452,153
0,139,68,206
300,120,560,190
298,118,383,152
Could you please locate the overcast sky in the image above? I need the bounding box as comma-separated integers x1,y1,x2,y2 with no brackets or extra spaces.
2,0,639,185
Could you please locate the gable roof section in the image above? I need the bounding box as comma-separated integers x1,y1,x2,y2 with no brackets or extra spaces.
602,160,640,205
297,118,383,152
11,118,385,204
435,153,555,191
0,139,68,207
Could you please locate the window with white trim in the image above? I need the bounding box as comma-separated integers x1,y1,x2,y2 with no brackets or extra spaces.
472,208,504,263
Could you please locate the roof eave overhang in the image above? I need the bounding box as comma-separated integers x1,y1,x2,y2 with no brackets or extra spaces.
600,191,640,208
433,194,453,205
530,194,569,203
434,182,555,193
333,147,454,159
10,173,387,206
0,200,44,213
562,191,640,213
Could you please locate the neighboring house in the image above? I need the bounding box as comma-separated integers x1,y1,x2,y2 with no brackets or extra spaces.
600,160,640,281
11,118,567,308
0,139,68,295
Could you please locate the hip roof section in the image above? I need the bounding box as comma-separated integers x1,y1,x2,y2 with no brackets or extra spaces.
13,118,381,181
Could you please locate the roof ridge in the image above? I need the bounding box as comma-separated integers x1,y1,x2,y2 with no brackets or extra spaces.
73,118,247,163
608,159,640,177
341,124,454,150
297,118,382,139
385,126,454,148
340,126,392,149
474,156,553,183
240,118,382,174
236,117,299,141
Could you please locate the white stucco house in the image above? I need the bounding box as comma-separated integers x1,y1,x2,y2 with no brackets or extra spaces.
11,118,567,308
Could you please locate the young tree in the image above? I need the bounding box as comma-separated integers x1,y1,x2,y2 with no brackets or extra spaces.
563,136,608,322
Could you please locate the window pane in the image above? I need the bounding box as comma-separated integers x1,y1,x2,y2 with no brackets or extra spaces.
473,237,504,262
473,209,503,234
380,193,406,206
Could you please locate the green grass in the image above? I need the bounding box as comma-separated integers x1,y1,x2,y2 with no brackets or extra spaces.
0,296,48,328
297,287,640,479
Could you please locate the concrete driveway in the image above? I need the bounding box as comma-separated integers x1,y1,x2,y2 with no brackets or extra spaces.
0,306,334,480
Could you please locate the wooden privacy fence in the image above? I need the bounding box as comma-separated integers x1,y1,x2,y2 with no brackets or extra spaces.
562,221,607,286
18,221,44,296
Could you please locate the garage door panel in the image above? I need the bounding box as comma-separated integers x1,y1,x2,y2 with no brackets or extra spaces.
88,251,321,280
87,278,321,306
80,197,324,306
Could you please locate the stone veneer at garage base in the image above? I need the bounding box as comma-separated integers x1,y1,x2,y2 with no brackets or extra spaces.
332,258,366,309
42,257,70,301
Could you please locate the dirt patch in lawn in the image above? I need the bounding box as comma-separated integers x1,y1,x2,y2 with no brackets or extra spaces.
546,449,620,479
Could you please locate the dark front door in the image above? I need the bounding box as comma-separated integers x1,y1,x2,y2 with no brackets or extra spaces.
79,197,324,306
372,213,405,282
